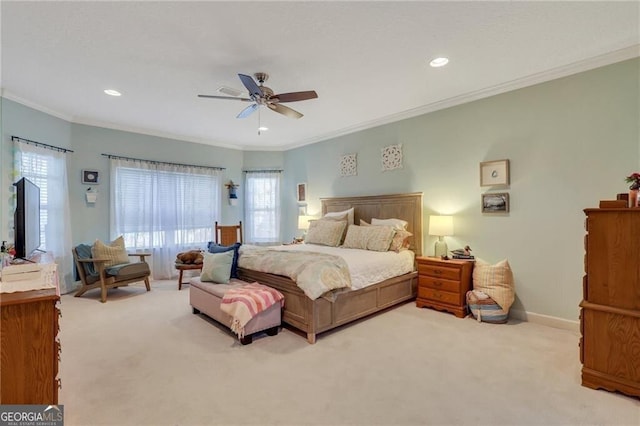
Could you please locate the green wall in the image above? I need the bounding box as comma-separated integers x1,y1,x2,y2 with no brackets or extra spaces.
283,58,640,321
1,58,638,322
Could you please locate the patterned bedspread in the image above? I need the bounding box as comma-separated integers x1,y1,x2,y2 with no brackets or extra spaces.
238,246,352,300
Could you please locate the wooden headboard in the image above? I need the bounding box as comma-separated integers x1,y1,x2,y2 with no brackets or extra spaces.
320,192,423,256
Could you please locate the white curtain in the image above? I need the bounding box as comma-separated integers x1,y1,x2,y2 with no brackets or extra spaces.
110,158,222,278
244,171,281,245
14,142,74,293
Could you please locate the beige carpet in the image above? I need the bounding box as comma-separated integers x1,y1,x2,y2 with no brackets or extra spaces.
58,280,640,426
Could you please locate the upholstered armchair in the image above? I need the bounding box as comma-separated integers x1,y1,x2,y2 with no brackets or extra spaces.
72,239,151,303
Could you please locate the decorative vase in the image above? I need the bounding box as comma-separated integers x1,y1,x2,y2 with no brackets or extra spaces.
630,189,639,208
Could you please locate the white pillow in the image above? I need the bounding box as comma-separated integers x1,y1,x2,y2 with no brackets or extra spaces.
324,207,354,225
371,218,408,230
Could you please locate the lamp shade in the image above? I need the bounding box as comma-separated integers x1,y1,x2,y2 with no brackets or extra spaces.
298,215,313,230
428,215,453,237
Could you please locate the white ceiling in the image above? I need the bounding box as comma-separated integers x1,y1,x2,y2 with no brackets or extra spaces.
1,1,638,151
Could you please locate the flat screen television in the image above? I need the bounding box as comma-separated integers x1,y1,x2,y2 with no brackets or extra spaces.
13,177,42,260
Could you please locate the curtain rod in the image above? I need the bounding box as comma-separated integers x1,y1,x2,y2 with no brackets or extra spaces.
101,153,225,170
11,136,74,153
243,169,283,173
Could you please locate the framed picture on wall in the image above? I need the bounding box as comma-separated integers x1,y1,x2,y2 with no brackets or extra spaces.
481,192,510,213
82,169,99,184
480,159,510,186
297,183,307,203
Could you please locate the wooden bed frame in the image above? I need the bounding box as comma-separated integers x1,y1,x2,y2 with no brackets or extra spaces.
238,192,423,343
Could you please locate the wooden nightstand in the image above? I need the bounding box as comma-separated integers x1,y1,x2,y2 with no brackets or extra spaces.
416,257,474,318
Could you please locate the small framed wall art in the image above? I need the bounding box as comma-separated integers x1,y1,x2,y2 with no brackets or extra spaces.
480,159,510,186
381,144,403,171
340,153,357,177
82,169,100,184
482,192,509,213
296,182,307,203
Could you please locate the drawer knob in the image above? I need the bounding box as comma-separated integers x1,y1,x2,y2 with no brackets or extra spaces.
434,281,442,287
433,269,443,275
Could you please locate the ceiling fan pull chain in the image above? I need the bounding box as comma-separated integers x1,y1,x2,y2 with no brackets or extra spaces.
258,106,261,136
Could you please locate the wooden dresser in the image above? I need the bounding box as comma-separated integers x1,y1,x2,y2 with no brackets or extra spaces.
580,208,640,397
416,257,473,318
0,289,61,404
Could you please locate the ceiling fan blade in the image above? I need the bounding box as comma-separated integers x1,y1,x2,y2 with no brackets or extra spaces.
267,103,303,119
198,94,252,101
238,74,263,99
236,103,258,119
272,90,318,103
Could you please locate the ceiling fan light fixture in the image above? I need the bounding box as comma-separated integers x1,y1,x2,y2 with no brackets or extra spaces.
217,86,243,97
104,89,122,96
258,126,269,131
429,57,449,68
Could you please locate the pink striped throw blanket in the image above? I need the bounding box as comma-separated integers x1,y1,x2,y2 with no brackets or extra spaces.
221,282,284,338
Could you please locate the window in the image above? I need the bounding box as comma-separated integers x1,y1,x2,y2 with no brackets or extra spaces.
244,171,281,244
111,158,222,278
14,141,73,293
16,151,49,248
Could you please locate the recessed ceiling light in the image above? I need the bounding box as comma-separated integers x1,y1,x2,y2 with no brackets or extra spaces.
258,126,269,131
104,89,122,96
429,57,449,68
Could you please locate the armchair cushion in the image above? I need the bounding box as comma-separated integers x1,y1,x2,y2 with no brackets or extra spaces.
105,262,151,280
92,236,130,267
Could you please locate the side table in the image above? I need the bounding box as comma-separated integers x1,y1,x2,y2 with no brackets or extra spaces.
175,263,203,290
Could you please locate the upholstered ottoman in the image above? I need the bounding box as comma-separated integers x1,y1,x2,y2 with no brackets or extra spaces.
189,277,281,344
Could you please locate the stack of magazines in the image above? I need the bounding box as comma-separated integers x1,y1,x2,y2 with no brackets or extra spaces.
451,248,475,260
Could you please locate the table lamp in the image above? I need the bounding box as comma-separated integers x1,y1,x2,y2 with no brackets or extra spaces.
428,215,453,257
298,215,312,237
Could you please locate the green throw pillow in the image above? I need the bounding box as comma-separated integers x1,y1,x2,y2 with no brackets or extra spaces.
200,251,233,284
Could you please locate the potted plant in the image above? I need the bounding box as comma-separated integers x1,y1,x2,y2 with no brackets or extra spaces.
625,172,640,207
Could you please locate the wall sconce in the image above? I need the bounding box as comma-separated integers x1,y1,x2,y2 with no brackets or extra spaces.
428,215,453,257
86,187,98,204
225,180,239,206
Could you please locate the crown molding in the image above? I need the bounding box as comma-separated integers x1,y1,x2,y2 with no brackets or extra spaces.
1,90,74,122
3,44,638,152
283,44,640,150
70,116,244,151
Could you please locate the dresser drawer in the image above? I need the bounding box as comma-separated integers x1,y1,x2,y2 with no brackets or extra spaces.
418,287,459,305
419,276,460,293
417,263,460,280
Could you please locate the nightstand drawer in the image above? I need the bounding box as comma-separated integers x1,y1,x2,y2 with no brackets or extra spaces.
418,287,459,305
419,276,460,293
417,263,460,280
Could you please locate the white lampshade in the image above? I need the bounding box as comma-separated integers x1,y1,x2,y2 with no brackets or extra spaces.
298,215,313,230
428,215,453,237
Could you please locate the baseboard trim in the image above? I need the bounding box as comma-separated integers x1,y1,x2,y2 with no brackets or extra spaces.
510,309,579,333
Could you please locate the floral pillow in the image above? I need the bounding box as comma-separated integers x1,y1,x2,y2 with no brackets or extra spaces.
360,220,412,252
305,219,347,247
388,229,413,252
342,224,395,252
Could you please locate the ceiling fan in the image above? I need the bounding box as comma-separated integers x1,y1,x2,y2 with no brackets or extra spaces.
198,72,318,119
